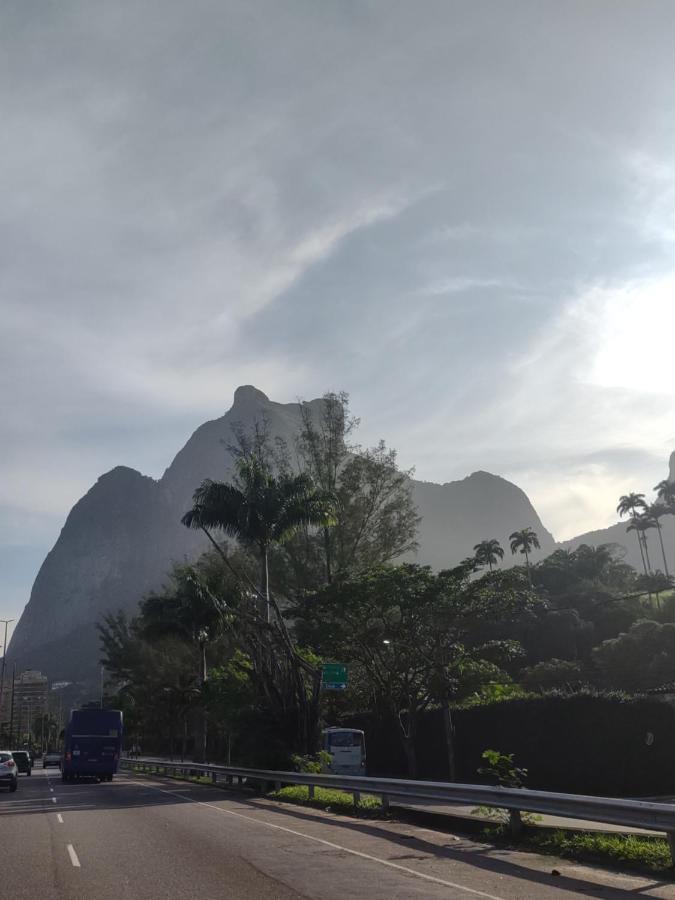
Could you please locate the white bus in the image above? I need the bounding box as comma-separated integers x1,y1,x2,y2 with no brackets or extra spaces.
321,727,366,776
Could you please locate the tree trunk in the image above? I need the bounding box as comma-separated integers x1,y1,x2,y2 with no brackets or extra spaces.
657,522,670,579
635,530,648,576
643,533,653,575
524,548,531,585
398,709,418,778
260,546,270,623
195,641,208,763
323,526,333,584
442,702,457,781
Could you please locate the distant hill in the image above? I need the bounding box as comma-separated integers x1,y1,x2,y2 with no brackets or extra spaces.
7,386,556,682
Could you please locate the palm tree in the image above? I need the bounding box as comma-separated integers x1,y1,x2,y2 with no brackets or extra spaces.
473,539,504,572
617,493,648,574
182,455,336,622
646,503,671,579
509,527,540,584
654,479,675,511
626,514,654,576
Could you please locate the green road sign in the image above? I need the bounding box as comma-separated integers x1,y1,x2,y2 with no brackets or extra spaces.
321,663,347,691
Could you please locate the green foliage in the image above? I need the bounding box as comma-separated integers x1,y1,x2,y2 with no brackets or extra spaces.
526,830,672,873
290,750,332,774
269,785,382,813
477,749,527,788
520,659,585,692
280,391,420,589
593,619,675,690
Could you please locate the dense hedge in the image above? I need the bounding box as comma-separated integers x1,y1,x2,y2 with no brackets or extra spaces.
346,694,675,796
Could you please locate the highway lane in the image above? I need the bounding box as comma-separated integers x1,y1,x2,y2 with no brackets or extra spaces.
2,769,675,899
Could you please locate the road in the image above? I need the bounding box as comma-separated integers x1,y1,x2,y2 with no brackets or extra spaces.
2,768,675,899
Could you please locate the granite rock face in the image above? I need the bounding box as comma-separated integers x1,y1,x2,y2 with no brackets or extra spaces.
9,386,555,681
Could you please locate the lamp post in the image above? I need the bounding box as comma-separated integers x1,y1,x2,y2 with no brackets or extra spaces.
0,619,15,737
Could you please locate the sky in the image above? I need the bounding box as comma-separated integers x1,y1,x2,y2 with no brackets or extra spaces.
3,0,675,640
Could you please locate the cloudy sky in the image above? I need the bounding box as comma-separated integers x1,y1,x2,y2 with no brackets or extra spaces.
3,0,675,638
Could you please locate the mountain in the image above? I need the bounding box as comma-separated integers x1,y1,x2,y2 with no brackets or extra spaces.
558,450,675,570
8,386,555,682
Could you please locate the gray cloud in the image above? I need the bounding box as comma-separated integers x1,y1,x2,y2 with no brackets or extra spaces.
3,1,675,633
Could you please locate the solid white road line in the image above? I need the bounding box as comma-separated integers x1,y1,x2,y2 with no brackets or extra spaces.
57,814,64,824
142,782,505,900
66,844,81,868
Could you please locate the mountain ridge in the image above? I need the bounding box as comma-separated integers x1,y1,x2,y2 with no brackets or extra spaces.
10,386,660,682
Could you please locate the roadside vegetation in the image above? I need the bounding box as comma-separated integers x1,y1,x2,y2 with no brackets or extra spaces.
96,391,675,795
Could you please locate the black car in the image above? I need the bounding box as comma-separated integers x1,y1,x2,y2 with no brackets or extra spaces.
11,751,32,775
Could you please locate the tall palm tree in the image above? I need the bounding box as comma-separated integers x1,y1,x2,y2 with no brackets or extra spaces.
182,455,336,622
646,503,671,579
617,493,648,573
509,527,540,584
626,514,654,576
473,539,504,572
654,479,675,511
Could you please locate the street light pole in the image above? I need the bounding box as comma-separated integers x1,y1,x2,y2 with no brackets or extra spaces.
0,619,15,737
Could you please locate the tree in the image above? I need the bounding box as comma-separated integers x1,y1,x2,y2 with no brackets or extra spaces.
293,392,420,586
593,620,675,691
654,480,675,511
139,563,237,761
618,493,649,574
182,455,340,756
646,503,671,579
509,528,540,584
182,454,336,622
294,564,540,777
626,514,654,577
473,539,504,572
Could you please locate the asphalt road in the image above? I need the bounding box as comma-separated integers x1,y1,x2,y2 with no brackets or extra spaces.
2,768,675,900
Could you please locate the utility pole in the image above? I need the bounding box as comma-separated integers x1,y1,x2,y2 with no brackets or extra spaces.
0,619,14,737
8,664,16,747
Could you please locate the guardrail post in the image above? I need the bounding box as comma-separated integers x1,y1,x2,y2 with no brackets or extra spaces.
353,791,361,807
667,833,675,867
381,794,389,812
275,781,282,792
211,772,217,784
509,809,523,839
308,785,315,800
227,775,233,785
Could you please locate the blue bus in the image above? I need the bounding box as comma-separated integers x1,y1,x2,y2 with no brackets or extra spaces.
62,708,123,782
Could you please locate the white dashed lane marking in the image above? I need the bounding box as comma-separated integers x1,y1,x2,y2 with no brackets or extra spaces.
66,844,81,868
57,814,64,823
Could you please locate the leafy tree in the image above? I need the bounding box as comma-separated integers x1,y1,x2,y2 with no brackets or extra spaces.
593,620,675,691
138,562,238,761
294,564,540,777
520,659,585,692
473,539,504,572
509,528,540,584
290,392,420,586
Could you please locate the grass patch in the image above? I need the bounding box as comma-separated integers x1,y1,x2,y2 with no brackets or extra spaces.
269,784,383,816
522,829,673,874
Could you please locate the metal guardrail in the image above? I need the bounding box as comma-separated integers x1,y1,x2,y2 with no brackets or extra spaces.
121,757,675,861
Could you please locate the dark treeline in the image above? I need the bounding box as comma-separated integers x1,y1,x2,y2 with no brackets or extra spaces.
98,393,675,781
